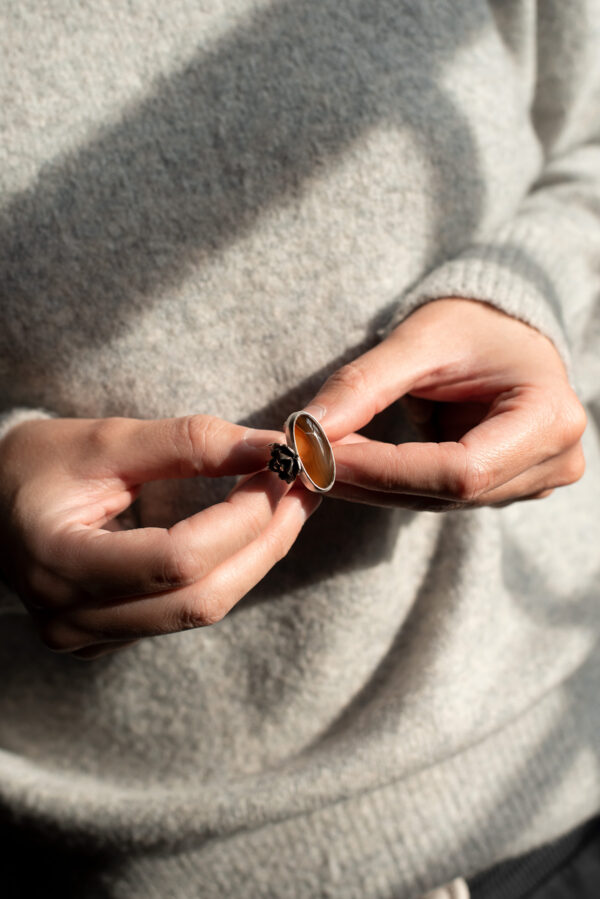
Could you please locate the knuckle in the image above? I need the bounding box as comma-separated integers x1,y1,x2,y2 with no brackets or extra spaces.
38,621,74,653
559,447,586,486
241,505,268,544
23,564,78,610
378,446,404,491
29,523,57,571
329,361,370,401
9,487,58,570
178,595,223,630
85,417,127,457
563,393,588,444
550,388,587,449
23,565,50,600
167,416,205,478
43,522,86,580
178,414,225,476
531,489,555,500
264,523,295,564
183,415,209,468
454,451,490,502
22,568,54,610
381,465,401,494
157,541,198,589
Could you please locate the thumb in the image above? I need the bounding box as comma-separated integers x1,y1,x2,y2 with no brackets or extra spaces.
81,415,283,486
304,330,426,441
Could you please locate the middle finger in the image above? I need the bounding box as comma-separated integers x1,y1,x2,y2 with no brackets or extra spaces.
41,486,322,650
50,469,290,601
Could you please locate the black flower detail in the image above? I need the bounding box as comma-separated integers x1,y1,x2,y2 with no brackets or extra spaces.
268,443,301,483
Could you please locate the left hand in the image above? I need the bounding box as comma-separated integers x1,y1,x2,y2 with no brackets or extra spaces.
304,298,587,510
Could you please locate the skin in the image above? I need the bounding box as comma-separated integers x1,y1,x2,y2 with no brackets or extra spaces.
0,298,586,657
0,414,321,658
306,297,587,511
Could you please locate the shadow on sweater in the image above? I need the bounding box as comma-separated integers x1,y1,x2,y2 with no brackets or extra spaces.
1,0,489,392
2,0,567,598
0,813,115,899
2,2,596,892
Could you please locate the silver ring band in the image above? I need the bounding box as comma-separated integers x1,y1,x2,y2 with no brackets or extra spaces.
268,410,336,494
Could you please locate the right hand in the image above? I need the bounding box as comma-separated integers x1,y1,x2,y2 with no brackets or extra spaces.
0,415,321,659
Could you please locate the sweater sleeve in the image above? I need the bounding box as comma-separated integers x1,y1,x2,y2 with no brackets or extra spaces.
378,0,600,397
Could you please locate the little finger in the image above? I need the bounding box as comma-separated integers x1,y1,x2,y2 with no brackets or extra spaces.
328,481,463,511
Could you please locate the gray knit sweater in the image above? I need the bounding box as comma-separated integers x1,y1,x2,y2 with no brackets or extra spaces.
2,2,600,897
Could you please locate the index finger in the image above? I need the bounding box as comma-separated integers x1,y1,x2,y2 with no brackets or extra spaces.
304,332,425,441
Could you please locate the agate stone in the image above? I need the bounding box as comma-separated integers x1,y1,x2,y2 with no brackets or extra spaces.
290,412,335,492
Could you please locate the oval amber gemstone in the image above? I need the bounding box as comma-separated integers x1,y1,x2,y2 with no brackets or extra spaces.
293,413,335,490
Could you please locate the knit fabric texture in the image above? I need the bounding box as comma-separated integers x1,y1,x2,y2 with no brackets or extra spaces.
1,1,600,897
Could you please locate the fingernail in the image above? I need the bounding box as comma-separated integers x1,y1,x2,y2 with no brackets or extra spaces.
307,494,323,517
241,430,285,467
291,489,323,520
243,428,284,449
402,396,433,425
265,473,292,505
303,403,326,421
224,473,250,501
332,461,352,482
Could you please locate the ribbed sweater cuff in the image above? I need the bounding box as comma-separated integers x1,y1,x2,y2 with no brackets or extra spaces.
378,227,574,385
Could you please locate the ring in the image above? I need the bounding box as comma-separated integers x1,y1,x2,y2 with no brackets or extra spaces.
268,411,336,494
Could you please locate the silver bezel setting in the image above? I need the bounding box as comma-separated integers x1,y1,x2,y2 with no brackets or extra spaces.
283,410,336,494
